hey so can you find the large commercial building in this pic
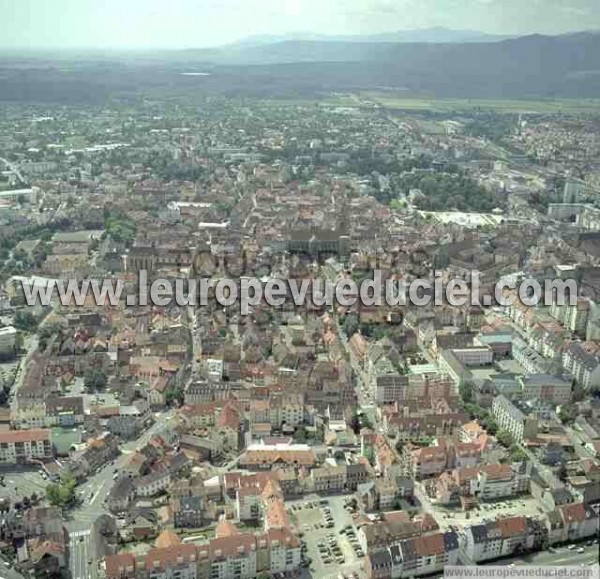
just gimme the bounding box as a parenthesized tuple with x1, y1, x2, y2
(518, 374, 572, 406)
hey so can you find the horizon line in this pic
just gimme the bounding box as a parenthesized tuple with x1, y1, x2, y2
(0, 28, 598, 54)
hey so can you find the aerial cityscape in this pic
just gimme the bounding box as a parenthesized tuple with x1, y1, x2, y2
(0, 2, 600, 579)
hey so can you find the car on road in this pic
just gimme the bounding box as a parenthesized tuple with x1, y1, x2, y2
(577, 547, 585, 554)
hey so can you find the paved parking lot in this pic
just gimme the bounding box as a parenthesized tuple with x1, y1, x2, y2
(0, 465, 49, 504)
(429, 495, 544, 530)
(289, 495, 366, 579)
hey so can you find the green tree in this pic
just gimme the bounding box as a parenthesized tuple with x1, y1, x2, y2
(84, 368, 108, 391)
(13, 311, 38, 332)
(481, 415, 498, 435)
(104, 210, 137, 245)
(294, 425, 309, 443)
(46, 474, 77, 508)
(343, 314, 360, 337)
(166, 385, 183, 406)
(360, 413, 374, 430)
(558, 404, 575, 425)
(12, 248, 29, 264)
(38, 323, 63, 352)
(459, 382, 474, 404)
(509, 444, 527, 462)
(496, 428, 514, 448)
(14, 332, 24, 353)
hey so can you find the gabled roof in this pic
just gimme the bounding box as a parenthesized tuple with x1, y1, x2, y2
(496, 516, 527, 538)
(144, 544, 197, 570)
(105, 553, 136, 578)
(155, 529, 181, 549)
(215, 519, 239, 538)
(558, 502, 587, 524)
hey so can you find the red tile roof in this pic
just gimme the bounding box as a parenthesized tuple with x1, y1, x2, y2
(558, 502, 587, 525)
(215, 520, 239, 538)
(413, 532, 445, 557)
(144, 544, 197, 570)
(0, 429, 50, 443)
(105, 553, 136, 578)
(155, 529, 181, 549)
(209, 532, 256, 560)
(496, 516, 527, 538)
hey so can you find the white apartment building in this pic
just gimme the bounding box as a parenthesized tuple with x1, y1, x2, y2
(144, 545, 198, 579)
(450, 347, 494, 366)
(0, 429, 53, 463)
(519, 374, 572, 406)
(11, 401, 47, 429)
(491, 395, 538, 443)
(563, 342, 600, 391)
(550, 298, 591, 336)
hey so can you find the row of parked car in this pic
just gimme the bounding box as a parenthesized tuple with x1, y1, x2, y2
(340, 525, 364, 558)
(318, 533, 345, 565)
(299, 540, 311, 568)
(321, 503, 335, 528)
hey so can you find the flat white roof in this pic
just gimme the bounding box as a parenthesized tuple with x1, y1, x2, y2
(198, 221, 229, 229)
(247, 442, 310, 451)
(0, 189, 34, 197)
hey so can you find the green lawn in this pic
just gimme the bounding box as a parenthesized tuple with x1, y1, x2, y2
(273, 91, 600, 115)
(321, 92, 600, 114)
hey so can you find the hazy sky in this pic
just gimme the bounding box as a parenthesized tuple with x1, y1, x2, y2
(0, 0, 598, 50)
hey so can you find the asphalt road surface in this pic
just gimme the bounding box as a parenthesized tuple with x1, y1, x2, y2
(69, 529, 95, 579)
(489, 543, 600, 567)
(64, 410, 176, 577)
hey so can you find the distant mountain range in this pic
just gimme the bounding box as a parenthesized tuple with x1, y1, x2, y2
(1, 30, 599, 103)
(164, 31, 600, 98)
(170, 30, 600, 72)
(227, 27, 513, 47)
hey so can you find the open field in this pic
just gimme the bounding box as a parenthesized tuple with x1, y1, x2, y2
(317, 93, 600, 114)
